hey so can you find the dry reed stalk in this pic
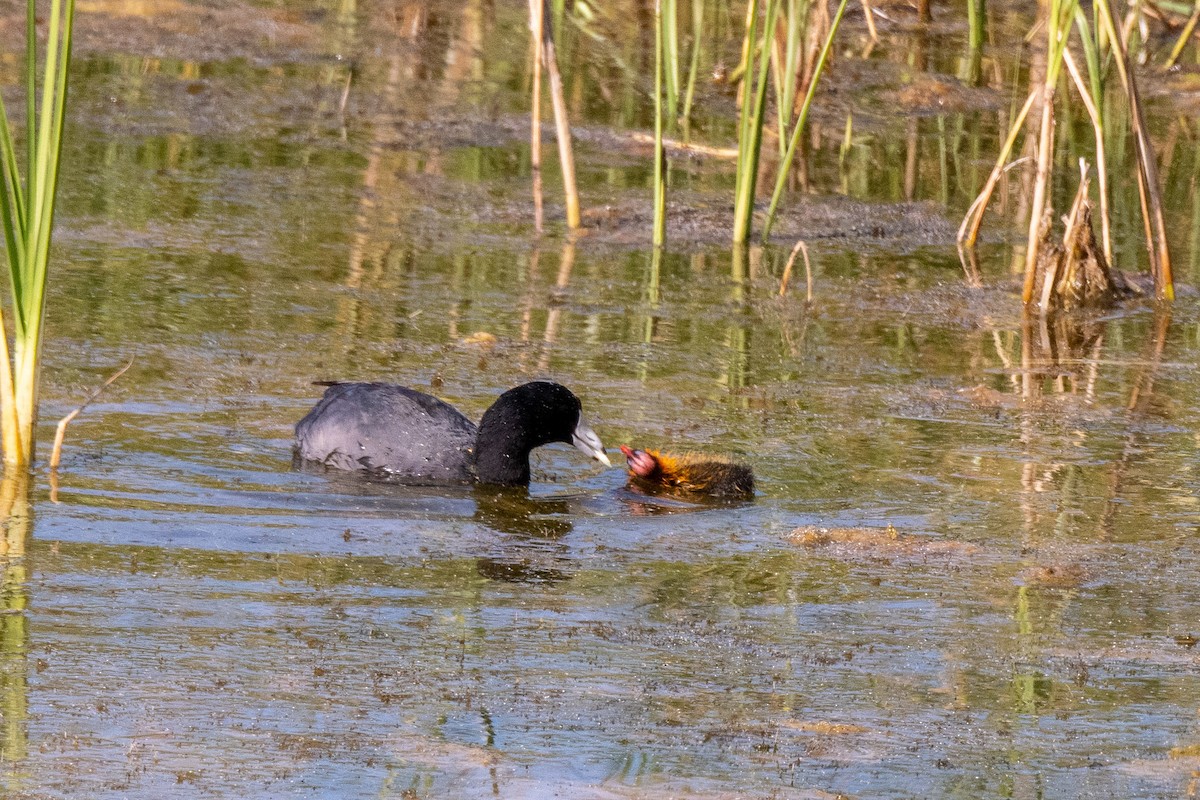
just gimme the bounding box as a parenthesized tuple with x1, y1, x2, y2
(1036, 167, 1090, 311)
(1021, 84, 1057, 304)
(48, 357, 134, 472)
(779, 239, 813, 301)
(535, 0, 580, 229)
(801, 0, 831, 92)
(1061, 48, 1111, 264)
(860, 0, 879, 42)
(529, 0, 545, 233)
(770, 16, 787, 156)
(958, 89, 1039, 250)
(1096, 0, 1173, 299)
(958, 240, 983, 287)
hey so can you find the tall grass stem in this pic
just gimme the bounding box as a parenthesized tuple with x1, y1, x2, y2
(681, 0, 704, 139)
(529, 0, 545, 233)
(762, 0, 850, 241)
(654, 0, 667, 247)
(1095, 0, 1172, 298)
(663, 0, 680, 125)
(537, 0, 581, 229)
(732, 0, 781, 243)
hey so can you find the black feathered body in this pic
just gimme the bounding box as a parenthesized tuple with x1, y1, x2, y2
(295, 383, 478, 482)
(293, 380, 590, 486)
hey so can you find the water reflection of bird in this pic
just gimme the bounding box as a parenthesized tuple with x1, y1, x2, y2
(472, 486, 573, 537)
(619, 445, 755, 499)
(473, 487, 574, 584)
(294, 380, 610, 486)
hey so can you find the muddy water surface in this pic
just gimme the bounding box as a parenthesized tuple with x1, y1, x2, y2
(2, 0, 1200, 798)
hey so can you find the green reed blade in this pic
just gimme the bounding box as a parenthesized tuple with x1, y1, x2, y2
(681, 0, 704, 139)
(663, 0, 680, 125)
(0, 0, 76, 467)
(654, 0, 667, 246)
(762, 0, 850, 241)
(733, 0, 781, 243)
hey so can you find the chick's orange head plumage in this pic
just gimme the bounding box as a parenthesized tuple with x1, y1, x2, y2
(621, 445, 754, 499)
(620, 445, 685, 481)
(620, 445, 661, 478)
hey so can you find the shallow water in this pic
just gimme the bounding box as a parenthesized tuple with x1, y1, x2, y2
(2, 0, 1200, 797)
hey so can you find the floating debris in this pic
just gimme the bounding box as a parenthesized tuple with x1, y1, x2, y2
(788, 525, 980, 559)
(1021, 563, 1089, 588)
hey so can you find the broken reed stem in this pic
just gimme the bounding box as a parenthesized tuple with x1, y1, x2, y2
(779, 238, 813, 302)
(538, 0, 581, 230)
(1064, 158, 1091, 230)
(1061, 48, 1111, 264)
(529, 0, 545, 233)
(958, 90, 1040, 250)
(1038, 163, 1090, 310)
(48, 357, 134, 471)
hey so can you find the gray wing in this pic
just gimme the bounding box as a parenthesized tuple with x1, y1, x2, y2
(294, 383, 477, 482)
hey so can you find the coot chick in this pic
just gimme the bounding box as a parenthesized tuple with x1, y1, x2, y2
(620, 445, 755, 499)
(295, 381, 610, 486)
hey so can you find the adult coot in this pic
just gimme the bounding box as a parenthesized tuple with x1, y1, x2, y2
(619, 445, 754, 499)
(295, 380, 610, 486)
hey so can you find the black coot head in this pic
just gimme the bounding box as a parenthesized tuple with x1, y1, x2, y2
(474, 381, 609, 485)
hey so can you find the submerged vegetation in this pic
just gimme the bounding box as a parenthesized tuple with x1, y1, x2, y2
(0, 0, 76, 470)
